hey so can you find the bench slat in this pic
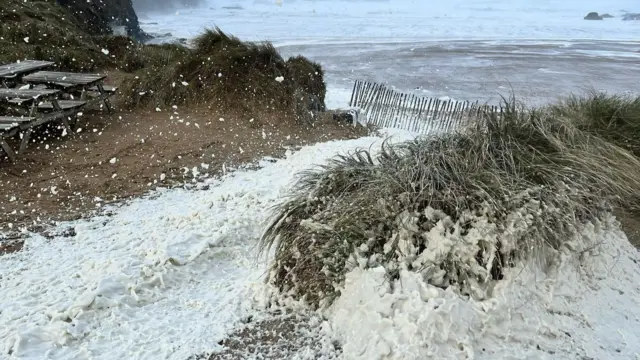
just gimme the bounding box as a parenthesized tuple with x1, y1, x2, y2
(0, 123, 19, 131)
(0, 117, 35, 133)
(44, 82, 76, 90)
(0, 116, 35, 123)
(0, 88, 59, 100)
(6, 98, 32, 105)
(23, 71, 106, 85)
(38, 100, 87, 110)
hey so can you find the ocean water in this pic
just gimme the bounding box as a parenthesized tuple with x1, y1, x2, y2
(138, 0, 640, 107)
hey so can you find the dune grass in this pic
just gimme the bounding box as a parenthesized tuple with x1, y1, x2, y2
(118, 28, 288, 111)
(551, 91, 640, 244)
(259, 95, 640, 308)
(118, 28, 327, 116)
(549, 91, 640, 157)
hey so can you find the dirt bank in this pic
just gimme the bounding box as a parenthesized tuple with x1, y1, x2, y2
(0, 100, 366, 254)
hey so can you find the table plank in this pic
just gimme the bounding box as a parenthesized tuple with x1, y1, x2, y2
(0, 116, 35, 123)
(38, 100, 87, 111)
(0, 123, 19, 132)
(23, 71, 106, 86)
(0, 60, 55, 78)
(0, 88, 59, 100)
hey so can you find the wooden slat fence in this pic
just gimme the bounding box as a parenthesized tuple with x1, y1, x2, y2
(349, 80, 502, 134)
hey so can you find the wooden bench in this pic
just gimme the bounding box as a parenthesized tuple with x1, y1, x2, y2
(22, 71, 113, 113)
(0, 89, 87, 160)
(0, 116, 36, 160)
(0, 116, 34, 131)
(0, 88, 60, 115)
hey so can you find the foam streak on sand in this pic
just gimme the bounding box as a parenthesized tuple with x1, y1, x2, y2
(0, 132, 413, 360)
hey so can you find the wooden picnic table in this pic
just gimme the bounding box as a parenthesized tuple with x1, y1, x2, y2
(22, 71, 113, 112)
(0, 88, 86, 160)
(0, 60, 54, 85)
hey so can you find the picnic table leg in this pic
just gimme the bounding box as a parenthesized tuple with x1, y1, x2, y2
(51, 99, 73, 134)
(18, 128, 33, 153)
(96, 83, 112, 114)
(61, 117, 73, 134)
(29, 103, 37, 117)
(0, 138, 17, 161)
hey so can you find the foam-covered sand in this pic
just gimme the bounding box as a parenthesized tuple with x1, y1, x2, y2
(2, 130, 639, 359)
(0, 131, 414, 359)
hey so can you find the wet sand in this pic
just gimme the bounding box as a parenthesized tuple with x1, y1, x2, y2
(281, 40, 640, 106)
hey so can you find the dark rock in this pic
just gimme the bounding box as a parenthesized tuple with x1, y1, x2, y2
(332, 109, 362, 125)
(622, 13, 640, 21)
(60, 227, 77, 238)
(42, 227, 77, 239)
(132, 0, 205, 14)
(148, 32, 173, 39)
(332, 112, 355, 124)
(294, 89, 322, 125)
(584, 12, 603, 20)
(601, 13, 615, 18)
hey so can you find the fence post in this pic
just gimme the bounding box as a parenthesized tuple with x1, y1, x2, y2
(349, 80, 358, 107)
(368, 84, 385, 127)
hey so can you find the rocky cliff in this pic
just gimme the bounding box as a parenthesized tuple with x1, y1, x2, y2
(55, 0, 149, 41)
(0, 0, 165, 71)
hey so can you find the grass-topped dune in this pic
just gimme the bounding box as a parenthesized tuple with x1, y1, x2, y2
(259, 94, 640, 308)
(119, 28, 326, 117)
(1, 1, 326, 119)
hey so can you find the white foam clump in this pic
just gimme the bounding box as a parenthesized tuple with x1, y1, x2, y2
(325, 217, 640, 360)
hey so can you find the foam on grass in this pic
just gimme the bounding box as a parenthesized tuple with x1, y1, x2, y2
(260, 97, 640, 308)
(324, 216, 640, 359)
